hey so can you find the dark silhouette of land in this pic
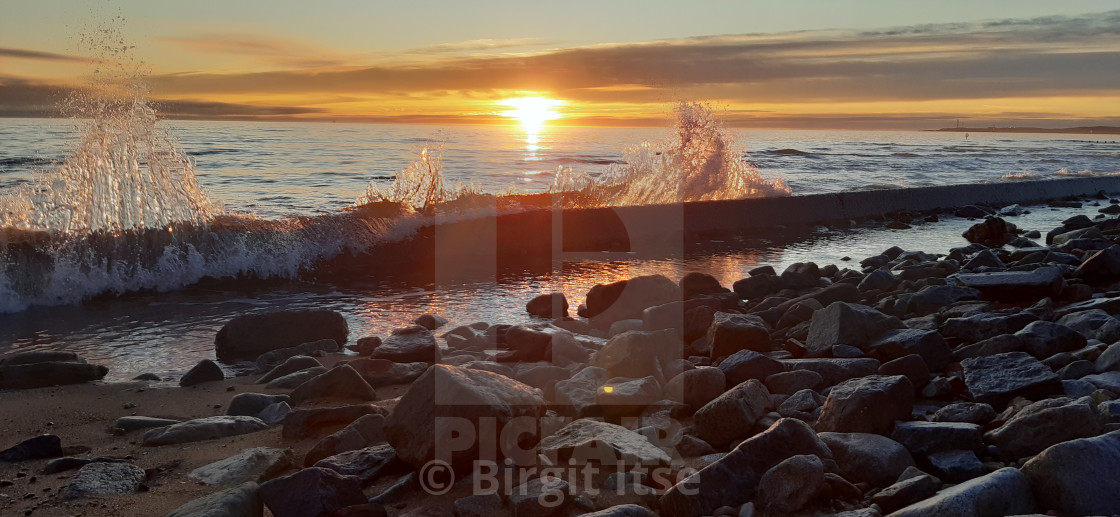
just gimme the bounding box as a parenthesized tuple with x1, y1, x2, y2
(930, 126, 1120, 135)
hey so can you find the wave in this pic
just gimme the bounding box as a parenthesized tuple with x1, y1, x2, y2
(0, 157, 59, 168)
(767, 148, 816, 157)
(187, 148, 242, 157)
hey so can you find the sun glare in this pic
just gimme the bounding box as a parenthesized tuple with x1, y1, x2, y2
(499, 97, 563, 132)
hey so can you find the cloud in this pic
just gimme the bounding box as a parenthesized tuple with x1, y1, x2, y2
(405, 38, 556, 55)
(0, 47, 85, 63)
(157, 33, 355, 68)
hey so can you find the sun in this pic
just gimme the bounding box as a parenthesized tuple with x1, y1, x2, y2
(499, 97, 563, 132)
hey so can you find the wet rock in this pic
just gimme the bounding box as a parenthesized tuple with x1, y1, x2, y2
(414, 313, 448, 330)
(962, 217, 1018, 247)
(58, 462, 146, 500)
(385, 365, 546, 471)
(188, 447, 293, 486)
(693, 379, 771, 448)
(538, 419, 670, 467)
(590, 329, 682, 379)
(259, 467, 367, 517)
(373, 325, 441, 364)
(955, 205, 992, 218)
(708, 313, 771, 358)
(733, 274, 780, 300)
(500, 325, 555, 362)
(961, 249, 1003, 270)
(227, 393, 291, 418)
(805, 302, 904, 356)
(256, 339, 339, 372)
(887, 467, 1035, 517)
(314, 444, 404, 486)
(1019, 430, 1120, 516)
(180, 359, 224, 387)
(819, 432, 914, 487)
(257, 355, 322, 383)
(305, 413, 386, 467)
(0, 350, 79, 365)
(289, 364, 378, 404)
(858, 269, 899, 292)
(1075, 244, 1120, 285)
(890, 421, 983, 455)
(663, 367, 725, 414)
(941, 312, 1037, 343)
(930, 402, 996, 425)
(344, 358, 429, 388)
(266, 366, 327, 389)
(781, 262, 821, 289)
(216, 310, 347, 362)
(1096, 342, 1120, 372)
(984, 397, 1102, 459)
(143, 415, 269, 446)
(132, 372, 161, 381)
(527, 292, 569, 318)
(960, 352, 1062, 407)
(871, 472, 942, 514)
(351, 336, 382, 356)
(815, 375, 914, 435)
(659, 418, 833, 517)
(681, 272, 728, 300)
(164, 481, 262, 517)
(956, 266, 1064, 301)
(927, 449, 986, 483)
(514, 364, 570, 397)
(779, 358, 881, 386)
(282, 405, 388, 440)
(0, 361, 108, 389)
(580, 274, 681, 327)
(0, 435, 62, 462)
(718, 350, 783, 387)
(776, 389, 825, 422)
(905, 285, 982, 315)
(756, 454, 824, 513)
(865, 329, 950, 371)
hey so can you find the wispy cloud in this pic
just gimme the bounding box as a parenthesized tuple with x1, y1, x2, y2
(157, 33, 356, 68)
(405, 38, 555, 55)
(0, 47, 85, 63)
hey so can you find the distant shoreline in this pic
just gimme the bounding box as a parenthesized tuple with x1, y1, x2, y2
(929, 126, 1120, 135)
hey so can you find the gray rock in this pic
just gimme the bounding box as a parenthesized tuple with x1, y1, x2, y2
(906, 285, 982, 316)
(259, 467, 366, 517)
(764, 369, 825, 395)
(956, 266, 1063, 302)
(0, 361, 108, 389)
(256, 355, 321, 383)
(188, 447, 293, 486)
(1019, 430, 1120, 516)
(693, 379, 771, 448)
(553, 366, 610, 417)
(343, 358, 429, 388)
(288, 364, 378, 404)
(180, 359, 224, 387)
(538, 419, 670, 467)
(510, 477, 570, 517)
(870, 472, 942, 514)
(776, 389, 825, 422)
(1097, 342, 1120, 372)
(227, 393, 291, 418)
(930, 402, 996, 425)
(818, 432, 914, 487)
(384, 364, 546, 470)
(305, 413, 386, 467)
(282, 404, 388, 440)
(1057, 309, 1120, 342)
(1013, 321, 1087, 359)
(215, 310, 347, 362)
(984, 397, 1103, 460)
(1057, 359, 1095, 379)
(351, 336, 382, 356)
(373, 325, 441, 363)
(414, 313, 448, 330)
(941, 312, 1037, 343)
(265, 366, 327, 389)
(527, 292, 569, 318)
(113, 416, 181, 433)
(514, 364, 571, 398)
(805, 302, 904, 356)
(142, 416, 269, 446)
(878, 354, 930, 390)
(865, 329, 950, 371)
(255, 339, 338, 372)
(708, 313, 771, 358)
(258, 402, 291, 425)
(597, 376, 662, 415)
(164, 481, 262, 517)
(718, 350, 783, 388)
(815, 375, 914, 435)
(580, 504, 655, 517)
(756, 454, 824, 513)
(960, 352, 1062, 407)
(58, 461, 146, 500)
(313, 443, 403, 485)
(42, 456, 130, 474)
(1082, 371, 1120, 392)
(858, 269, 899, 292)
(0, 350, 79, 365)
(886, 467, 1035, 517)
(890, 421, 983, 455)
(663, 367, 725, 414)
(590, 329, 683, 380)
(1075, 244, 1120, 285)
(454, 493, 505, 517)
(927, 449, 986, 483)
(778, 358, 881, 386)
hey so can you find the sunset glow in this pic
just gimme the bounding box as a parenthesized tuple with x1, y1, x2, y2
(499, 97, 563, 132)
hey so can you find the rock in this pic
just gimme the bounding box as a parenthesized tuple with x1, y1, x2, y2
(188, 447, 293, 486)
(927, 449, 985, 483)
(890, 421, 983, 455)
(1075, 244, 1120, 285)
(871, 473, 942, 514)
(777, 389, 825, 422)
(509, 477, 570, 517)
(514, 364, 570, 397)
(818, 432, 914, 487)
(373, 326, 441, 364)
(266, 366, 327, 389)
(681, 272, 727, 299)
(0, 434, 62, 462)
(956, 266, 1064, 301)
(257, 355, 322, 383)
(500, 325, 554, 362)
(1013, 321, 1087, 358)
(733, 274, 780, 300)
(554, 366, 610, 417)
(527, 292, 569, 318)
(180, 359, 224, 387)
(859, 269, 900, 292)
(258, 402, 292, 426)
(781, 262, 821, 289)
(718, 350, 783, 387)
(227, 393, 291, 418)
(580, 504, 655, 517)
(676, 433, 718, 457)
(1019, 430, 1120, 516)
(282, 405, 387, 440)
(256, 339, 339, 372)
(143, 416, 269, 446)
(779, 358, 881, 386)
(1057, 359, 1095, 379)
(955, 205, 992, 218)
(878, 354, 930, 389)
(865, 329, 950, 371)
(454, 493, 505, 517)
(414, 313, 448, 330)
(215, 310, 348, 362)
(538, 419, 670, 467)
(43, 456, 129, 474)
(0, 350, 79, 365)
(962, 249, 1004, 270)
(756, 454, 824, 513)
(385, 365, 546, 471)
(580, 275, 682, 327)
(590, 329, 682, 380)
(289, 364, 378, 404)
(165, 481, 263, 517)
(133, 372, 161, 381)
(658, 418, 833, 517)
(314, 444, 404, 486)
(930, 402, 996, 425)
(886, 467, 1035, 517)
(906, 285, 982, 315)
(259, 467, 367, 517)
(815, 375, 914, 435)
(0, 361, 108, 389)
(1096, 342, 1120, 372)
(960, 352, 1062, 407)
(351, 336, 382, 356)
(708, 313, 771, 358)
(58, 462, 146, 500)
(596, 376, 662, 416)
(114, 416, 181, 432)
(344, 358, 429, 388)
(1083, 370, 1120, 392)
(663, 367, 726, 414)
(305, 413, 386, 467)
(961, 217, 1018, 247)
(941, 312, 1037, 343)
(693, 379, 771, 448)
(805, 302, 904, 356)
(984, 397, 1102, 459)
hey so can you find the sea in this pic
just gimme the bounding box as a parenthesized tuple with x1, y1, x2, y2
(1, 115, 1119, 380)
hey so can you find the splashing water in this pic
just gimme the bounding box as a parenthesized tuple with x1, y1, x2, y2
(550, 102, 790, 206)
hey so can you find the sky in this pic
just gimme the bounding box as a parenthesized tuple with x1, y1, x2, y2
(2, 1, 1119, 129)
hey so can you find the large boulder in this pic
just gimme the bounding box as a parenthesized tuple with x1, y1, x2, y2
(1075, 244, 1120, 285)
(215, 310, 348, 362)
(526, 292, 569, 318)
(372, 325, 440, 364)
(890, 421, 983, 455)
(818, 432, 914, 487)
(961, 217, 1018, 247)
(305, 413, 386, 467)
(257, 356, 322, 384)
(143, 416, 269, 446)
(662, 367, 725, 413)
(384, 365, 546, 471)
(288, 364, 378, 405)
(179, 359, 224, 387)
(58, 462, 146, 500)
(956, 266, 1064, 302)
(1020, 430, 1120, 516)
(580, 275, 682, 327)
(887, 467, 1035, 517)
(814, 375, 914, 435)
(984, 397, 1103, 460)
(259, 467, 366, 517)
(538, 419, 670, 468)
(658, 418, 833, 517)
(805, 302, 904, 356)
(941, 312, 1037, 343)
(779, 358, 881, 386)
(0, 434, 63, 462)
(164, 481, 262, 517)
(282, 405, 387, 440)
(718, 349, 783, 387)
(313, 444, 404, 486)
(553, 366, 610, 417)
(707, 312, 771, 358)
(590, 329, 682, 380)
(865, 329, 950, 371)
(693, 379, 771, 449)
(960, 352, 1062, 408)
(756, 454, 825, 514)
(0, 361, 108, 389)
(188, 447, 294, 486)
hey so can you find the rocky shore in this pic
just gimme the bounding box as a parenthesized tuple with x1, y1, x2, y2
(4, 197, 1120, 517)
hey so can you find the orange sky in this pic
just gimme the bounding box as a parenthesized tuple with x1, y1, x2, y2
(2, 2, 1120, 129)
